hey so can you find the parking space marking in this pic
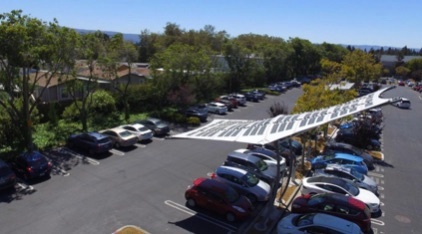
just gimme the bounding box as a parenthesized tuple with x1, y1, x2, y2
(371, 219, 385, 226)
(368, 172, 384, 178)
(60, 148, 100, 165)
(135, 143, 146, 148)
(378, 186, 384, 191)
(52, 166, 70, 176)
(380, 194, 385, 199)
(164, 200, 237, 232)
(16, 182, 36, 192)
(110, 149, 125, 156)
(153, 137, 166, 141)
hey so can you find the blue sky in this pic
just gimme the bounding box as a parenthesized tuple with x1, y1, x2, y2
(2, 0, 421, 48)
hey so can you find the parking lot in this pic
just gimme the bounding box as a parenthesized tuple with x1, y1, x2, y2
(0, 86, 420, 234)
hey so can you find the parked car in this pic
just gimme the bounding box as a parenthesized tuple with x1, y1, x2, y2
(224, 152, 279, 185)
(323, 141, 375, 170)
(277, 213, 363, 234)
(135, 118, 170, 136)
(0, 159, 17, 190)
(243, 91, 260, 102)
(185, 107, 208, 122)
(211, 166, 271, 203)
(184, 177, 253, 222)
(67, 132, 114, 155)
(10, 151, 52, 181)
(233, 149, 287, 172)
(120, 124, 154, 142)
(311, 153, 369, 175)
(279, 138, 303, 156)
(215, 99, 234, 112)
(394, 97, 411, 109)
(313, 164, 378, 196)
(207, 102, 228, 115)
(398, 80, 405, 86)
(251, 89, 266, 100)
(292, 193, 372, 233)
(301, 176, 380, 214)
(336, 128, 381, 151)
(229, 93, 247, 106)
(247, 143, 296, 166)
(100, 127, 138, 148)
(219, 95, 238, 108)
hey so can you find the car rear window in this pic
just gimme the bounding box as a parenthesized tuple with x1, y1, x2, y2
(24, 152, 43, 162)
(98, 138, 110, 144)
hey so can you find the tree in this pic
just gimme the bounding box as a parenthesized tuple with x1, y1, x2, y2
(395, 66, 410, 78)
(287, 38, 322, 77)
(63, 31, 106, 132)
(341, 49, 382, 85)
(319, 42, 349, 63)
(0, 10, 79, 152)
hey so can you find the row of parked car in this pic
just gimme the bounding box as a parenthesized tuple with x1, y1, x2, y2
(276, 108, 386, 234)
(184, 145, 291, 222)
(0, 117, 173, 191)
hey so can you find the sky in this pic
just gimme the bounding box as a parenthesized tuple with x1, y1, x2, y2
(2, 0, 421, 49)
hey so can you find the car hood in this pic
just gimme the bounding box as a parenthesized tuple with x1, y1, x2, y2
(355, 188, 380, 205)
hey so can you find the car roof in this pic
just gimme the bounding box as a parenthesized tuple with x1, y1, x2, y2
(216, 166, 248, 177)
(334, 153, 363, 162)
(227, 152, 260, 163)
(87, 132, 109, 140)
(308, 193, 366, 210)
(306, 176, 350, 186)
(310, 213, 361, 232)
(193, 177, 233, 192)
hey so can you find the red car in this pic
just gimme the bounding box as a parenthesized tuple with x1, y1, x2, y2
(292, 193, 372, 233)
(185, 177, 253, 222)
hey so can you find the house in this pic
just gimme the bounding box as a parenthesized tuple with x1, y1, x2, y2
(30, 60, 151, 103)
(380, 55, 422, 72)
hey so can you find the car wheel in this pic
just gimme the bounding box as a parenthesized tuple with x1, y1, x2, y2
(115, 142, 121, 149)
(226, 212, 236, 222)
(187, 198, 196, 207)
(246, 194, 257, 203)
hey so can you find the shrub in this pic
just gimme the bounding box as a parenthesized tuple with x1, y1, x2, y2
(187, 117, 200, 126)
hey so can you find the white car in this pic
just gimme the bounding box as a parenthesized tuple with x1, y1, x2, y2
(301, 176, 380, 214)
(234, 149, 287, 172)
(211, 166, 271, 203)
(120, 124, 154, 141)
(100, 127, 138, 148)
(207, 102, 228, 115)
(394, 98, 411, 109)
(277, 213, 363, 234)
(230, 93, 247, 106)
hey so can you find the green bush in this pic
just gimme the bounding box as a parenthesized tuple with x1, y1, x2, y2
(187, 117, 200, 126)
(173, 113, 187, 123)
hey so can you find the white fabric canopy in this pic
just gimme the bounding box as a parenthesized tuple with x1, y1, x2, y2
(172, 86, 401, 144)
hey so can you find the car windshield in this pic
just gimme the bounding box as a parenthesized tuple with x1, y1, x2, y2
(342, 181, 360, 196)
(23, 152, 43, 162)
(295, 213, 315, 227)
(138, 127, 149, 132)
(242, 172, 259, 186)
(350, 168, 364, 181)
(307, 194, 325, 206)
(119, 131, 133, 137)
(255, 159, 268, 171)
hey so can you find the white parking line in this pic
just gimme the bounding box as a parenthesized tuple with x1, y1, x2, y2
(60, 148, 100, 165)
(368, 172, 384, 178)
(371, 219, 385, 226)
(16, 182, 35, 192)
(52, 166, 70, 176)
(164, 200, 237, 232)
(110, 149, 125, 156)
(378, 186, 384, 191)
(135, 143, 146, 148)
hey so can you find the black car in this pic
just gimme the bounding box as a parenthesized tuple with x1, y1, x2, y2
(67, 132, 113, 155)
(251, 89, 266, 100)
(0, 159, 17, 190)
(336, 128, 381, 151)
(135, 118, 170, 136)
(185, 107, 208, 122)
(243, 91, 260, 102)
(323, 141, 375, 170)
(10, 151, 52, 181)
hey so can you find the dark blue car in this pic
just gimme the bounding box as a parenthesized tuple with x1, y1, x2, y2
(67, 132, 113, 155)
(11, 151, 52, 181)
(0, 159, 17, 190)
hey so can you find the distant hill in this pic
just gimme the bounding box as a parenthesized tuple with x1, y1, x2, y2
(74, 29, 140, 43)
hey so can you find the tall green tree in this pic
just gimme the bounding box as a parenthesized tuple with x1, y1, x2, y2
(0, 10, 79, 152)
(341, 49, 382, 85)
(287, 38, 322, 77)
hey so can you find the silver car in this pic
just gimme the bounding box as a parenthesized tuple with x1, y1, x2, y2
(100, 127, 138, 148)
(211, 166, 271, 203)
(313, 164, 378, 196)
(234, 149, 287, 172)
(120, 124, 154, 141)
